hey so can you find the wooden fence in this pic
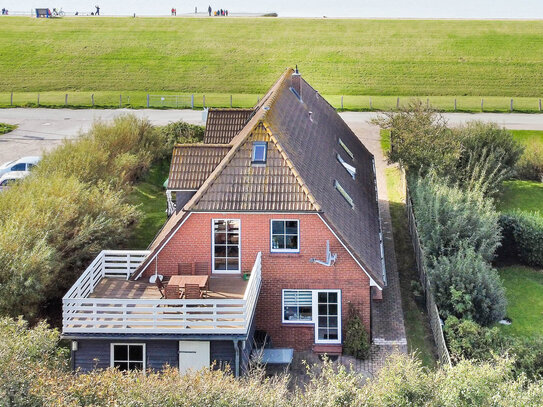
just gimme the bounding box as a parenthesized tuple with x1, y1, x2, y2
(402, 168, 452, 367)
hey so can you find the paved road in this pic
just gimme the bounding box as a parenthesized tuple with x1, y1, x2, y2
(1, 108, 542, 164)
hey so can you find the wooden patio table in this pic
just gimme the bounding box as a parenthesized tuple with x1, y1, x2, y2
(168, 275, 209, 291)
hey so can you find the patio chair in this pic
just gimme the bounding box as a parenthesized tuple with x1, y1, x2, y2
(155, 278, 166, 299)
(165, 284, 181, 299)
(194, 262, 209, 276)
(184, 283, 203, 299)
(178, 263, 193, 275)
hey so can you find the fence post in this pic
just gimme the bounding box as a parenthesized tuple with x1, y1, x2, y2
(10, 92, 13, 106)
(510, 98, 513, 112)
(341, 96, 344, 109)
(426, 98, 429, 108)
(203, 95, 206, 108)
(37, 93, 40, 106)
(191, 94, 194, 109)
(257, 96, 260, 103)
(454, 98, 457, 111)
(230, 95, 233, 108)
(91, 94, 94, 107)
(396, 97, 400, 109)
(147, 93, 150, 108)
(369, 97, 372, 109)
(539, 98, 542, 112)
(119, 94, 122, 108)
(65, 94, 68, 106)
(481, 98, 484, 112)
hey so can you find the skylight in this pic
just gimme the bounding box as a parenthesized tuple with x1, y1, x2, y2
(337, 153, 356, 179)
(338, 138, 354, 159)
(334, 180, 354, 208)
(252, 141, 268, 164)
(290, 87, 302, 101)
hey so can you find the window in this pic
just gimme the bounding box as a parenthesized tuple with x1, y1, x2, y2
(283, 290, 313, 323)
(11, 163, 26, 171)
(317, 292, 339, 342)
(338, 138, 354, 159)
(111, 344, 145, 371)
(251, 142, 268, 164)
(334, 180, 354, 208)
(213, 219, 240, 272)
(290, 87, 302, 101)
(336, 153, 356, 178)
(271, 220, 299, 252)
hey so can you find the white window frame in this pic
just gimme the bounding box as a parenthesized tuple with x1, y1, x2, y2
(338, 138, 354, 159)
(336, 153, 356, 179)
(281, 289, 342, 345)
(211, 218, 241, 274)
(251, 141, 268, 164)
(270, 219, 300, 253)
(334, 180, 354, 208)
(110, 343, 146, 372)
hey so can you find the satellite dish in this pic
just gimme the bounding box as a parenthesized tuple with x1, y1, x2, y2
(310, 240, 337, 267)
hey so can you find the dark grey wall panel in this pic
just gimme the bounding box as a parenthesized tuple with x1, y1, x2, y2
(210, 340, 235, 372)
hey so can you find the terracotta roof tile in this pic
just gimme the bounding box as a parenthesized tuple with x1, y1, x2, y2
(203, 109, 253, 144)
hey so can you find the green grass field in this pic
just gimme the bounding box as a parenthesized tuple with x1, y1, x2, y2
(2, 17, 543, 111)
(499, 266, 543, 337)
(497, 180, 543, 214)
(124, 160, 169, 249)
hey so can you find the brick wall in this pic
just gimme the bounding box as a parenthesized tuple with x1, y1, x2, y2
(141, 212, 371, 351)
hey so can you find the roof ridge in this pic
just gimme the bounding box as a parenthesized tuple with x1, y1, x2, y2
(173, 143, 231, 148)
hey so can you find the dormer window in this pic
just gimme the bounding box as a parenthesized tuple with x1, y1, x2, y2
(336, 153, 356, 179)
(252, 142, 268, 165)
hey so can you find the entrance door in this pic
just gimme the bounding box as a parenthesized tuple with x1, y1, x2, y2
(315, 291, 341, 344)
(178, 341, 210, 373)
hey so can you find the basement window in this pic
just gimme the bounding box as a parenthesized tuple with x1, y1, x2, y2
(111, 343, 145, 372)
(251, 142, 268, 165)
(338, 138, 354, 159)
(336, 153, 356, 179)
(334, 180, 354, 208)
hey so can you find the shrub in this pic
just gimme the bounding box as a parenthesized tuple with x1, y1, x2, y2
(499, 211, 543, 267)
(371, 100, 458, 175)
(410, 171, 501, 262)
(159, 120, 205, 149)
(516, 141, 543, 181)
(429, 247, 506, 325)
(343, 304, 371, 359)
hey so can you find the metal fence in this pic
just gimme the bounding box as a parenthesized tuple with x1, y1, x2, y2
(403, 168, 452, 367)
(148, 94, 193, 108)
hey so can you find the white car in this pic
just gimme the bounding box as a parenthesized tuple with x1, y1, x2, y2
(0, 156, 41, 177)
(0, 171, 29, 191)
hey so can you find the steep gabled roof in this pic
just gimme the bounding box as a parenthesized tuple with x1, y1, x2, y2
(138, 69, 385, 287)
(203, 109, 254, 144)
(168, 144, 230, 190)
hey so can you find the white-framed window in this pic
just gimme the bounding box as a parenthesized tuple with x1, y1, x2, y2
(336, 153, 356, 179)
(212, 219, 240, 273)
(281, 290, 342, 344)
(271, 219, 299, 252)
(251, 141, 268, 164)
(282, 290, 313, 323)
(110, 343, 146, 371)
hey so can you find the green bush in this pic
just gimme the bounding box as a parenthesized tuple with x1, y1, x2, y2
(499, 211, 543, 267)
(159, 120, 205, 149)
(516, 141, 543, 181)
(429, 247, 506, 325)
(343, 304, 371, 360)
(410, 171, 501, 262)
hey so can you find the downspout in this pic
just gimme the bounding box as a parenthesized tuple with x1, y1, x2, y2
(233, 339, 240, 377)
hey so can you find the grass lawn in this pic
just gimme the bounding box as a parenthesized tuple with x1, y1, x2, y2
(510, 130, 543, 147)
(385, 166, 437, 368)
(124, 159, 169, 249)
(0, 123, 16, 134)
(497, 180, 543, 214)
(2, 17, 543, 111)
(498, 265, 543, 338)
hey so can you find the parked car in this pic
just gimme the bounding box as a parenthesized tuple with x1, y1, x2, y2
(0, 156, 41, 177)
(0, 171, 29, 191)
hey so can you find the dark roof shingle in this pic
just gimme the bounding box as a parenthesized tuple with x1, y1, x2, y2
(203, 109, 253, 144)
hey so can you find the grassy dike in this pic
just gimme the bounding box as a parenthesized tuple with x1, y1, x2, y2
(2, 17, 543, 111)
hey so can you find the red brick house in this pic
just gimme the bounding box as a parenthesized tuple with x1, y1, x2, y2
(62, 68, 386, 375)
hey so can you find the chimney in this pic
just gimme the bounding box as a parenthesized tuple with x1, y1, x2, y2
(292, 65, 302, 101)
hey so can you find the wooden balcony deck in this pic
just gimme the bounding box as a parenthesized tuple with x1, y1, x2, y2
(90, 275, 248, 300)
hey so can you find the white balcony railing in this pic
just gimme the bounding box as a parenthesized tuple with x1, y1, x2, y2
(62, 251, 262, 336)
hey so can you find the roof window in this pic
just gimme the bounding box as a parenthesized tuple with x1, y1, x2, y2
(338, 138, 354, 159)
(290, 87, 302, 101)
(334, 180, 354, 208)
(336, 153, 356, 178)
(252, 141, 268, 165)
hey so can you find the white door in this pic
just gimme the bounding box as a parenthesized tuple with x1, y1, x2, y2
(314, 291, 342, 344)
(178, 341, 210, 373)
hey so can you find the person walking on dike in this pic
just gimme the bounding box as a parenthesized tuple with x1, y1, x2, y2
(95, 5, 100, 15)
(208, 5, 211, 16)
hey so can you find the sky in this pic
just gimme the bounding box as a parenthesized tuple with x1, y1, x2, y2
(3, 0, 543, 18)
